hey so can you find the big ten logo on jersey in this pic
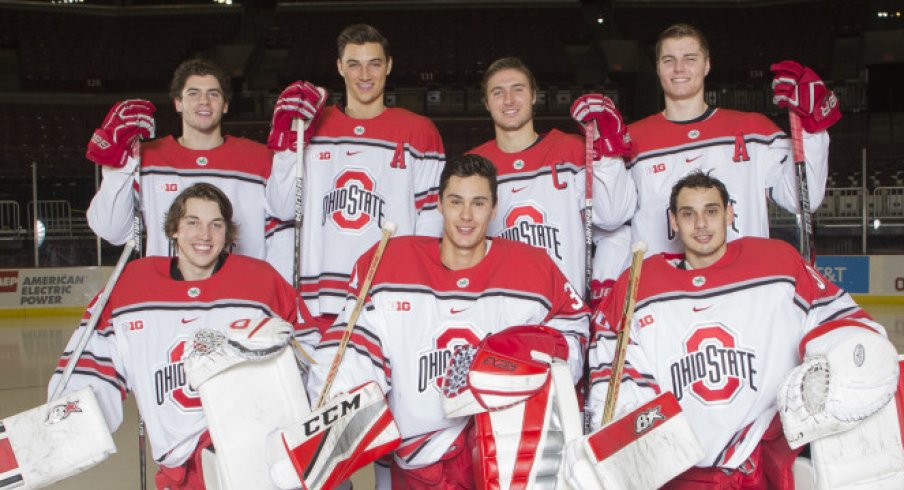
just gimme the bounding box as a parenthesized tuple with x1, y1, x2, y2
(417, 325, 482, 394)
(314, 150, 333, 162)
(384, 299, 412, 312)
(644, 162, 668, 176)
(322, 168, 387, 231)
(156, 182, 179, 193)
(154, 339, 201, 410)
(499, 205, 563, 261)
(669, 324, 757, 404)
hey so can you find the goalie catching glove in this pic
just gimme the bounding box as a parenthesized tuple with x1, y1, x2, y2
(86, 99, 156, 168)
(442, 325, 570, 417)
(183, 316, 293, 389)
(770, 60, 841, 133)
(778, 325, 899, 449)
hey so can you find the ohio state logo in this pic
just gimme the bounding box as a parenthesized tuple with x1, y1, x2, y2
(322, 169, 386, 231)
(417, 325, 482, 394)
(498, 205, 563, 260)
(154, 339, 201, 410)
(669, 324, 758, 404)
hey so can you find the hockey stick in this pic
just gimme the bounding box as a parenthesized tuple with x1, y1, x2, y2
(315, 221, 397, 409)
(583, 120, 596, 303)
(602, 241, 647, 425)
(133, 143, 147, 490)
(789, 112, 814, 263)
(293, 118, 304, 289)
(50, 240, 136, 400)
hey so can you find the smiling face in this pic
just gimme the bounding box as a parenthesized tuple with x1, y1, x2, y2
(438, 174, 497, 270)
(669, 186, 733, 269)
(656, 36, 710, 105)
(172, 197, 227, 281)
(484, 67, 536, 134)
(174, 74, 228, 136)
(337, 41, 391, 116)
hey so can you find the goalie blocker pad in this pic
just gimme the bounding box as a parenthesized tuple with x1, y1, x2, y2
(801, 357, 904, 489)
(273, 382, 401, 490)
(1, 387, 116, 489)
(183, 324, 310, 490)
(563, 392, 704, 490)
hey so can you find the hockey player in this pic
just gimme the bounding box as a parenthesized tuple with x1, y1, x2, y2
(307, 154, 589, 488)
(268, 24, 445, 333)
(86, 58, 323, 276)
(468, 57, 635, 294)
(50, 183, 318, 489)
(572, 23, 840, 257)
(570, 172, 899, 488)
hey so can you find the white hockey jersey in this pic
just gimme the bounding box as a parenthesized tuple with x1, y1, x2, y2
(280, 106, 445, 317)
(627, 108, 829, 256)
(87, 136, 293, 263)
(308, 236, 590, 469)
(587, 237, 885, 470)
(47, 254, 317, 468)
(469, 129, 636, 292)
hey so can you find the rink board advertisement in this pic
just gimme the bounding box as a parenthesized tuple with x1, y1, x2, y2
(0, 267, 111, 316)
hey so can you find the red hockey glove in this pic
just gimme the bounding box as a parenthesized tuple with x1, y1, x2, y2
(86, 99, 156, 168)
(571, 94, 634, 159)
(267, 81, 327, 151)
(771, 60, 841, 133)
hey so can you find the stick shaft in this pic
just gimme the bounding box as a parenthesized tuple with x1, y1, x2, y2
(293, 119, 305, 289)
(583, 121, 596, 302)
(789, 112, 814, 263)
(315, 225, 394, 408)
(50, 240, 136, 400)
(602, 246, 645, 425)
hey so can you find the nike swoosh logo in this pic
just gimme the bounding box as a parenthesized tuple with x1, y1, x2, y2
(181, 317, 199, 324)
(449, 307, 468, 314)
(346, 150, 363, 156)
(692, 305, 712, 312)
(511, 186, 528, 193)
(685, 155, 703, 164)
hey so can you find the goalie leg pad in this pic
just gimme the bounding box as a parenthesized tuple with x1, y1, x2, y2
(471, 362, 581, 489)
(1, 387, 116, 489)
(806, 358, 904, 489)
(276, 382, 401, 490)
(184, 343, 310, 490)
(564, 392, 704, 490)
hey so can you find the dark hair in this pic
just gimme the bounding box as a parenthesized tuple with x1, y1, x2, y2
(164, 182, 238, 246)
(337, 24, 390, 59)
(169, 58, 232, 102)
(655, 23, 710, 60)
(669, 170, 730, 213)
(481, 57, 537, 100)
(440, 154, 498, 205)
